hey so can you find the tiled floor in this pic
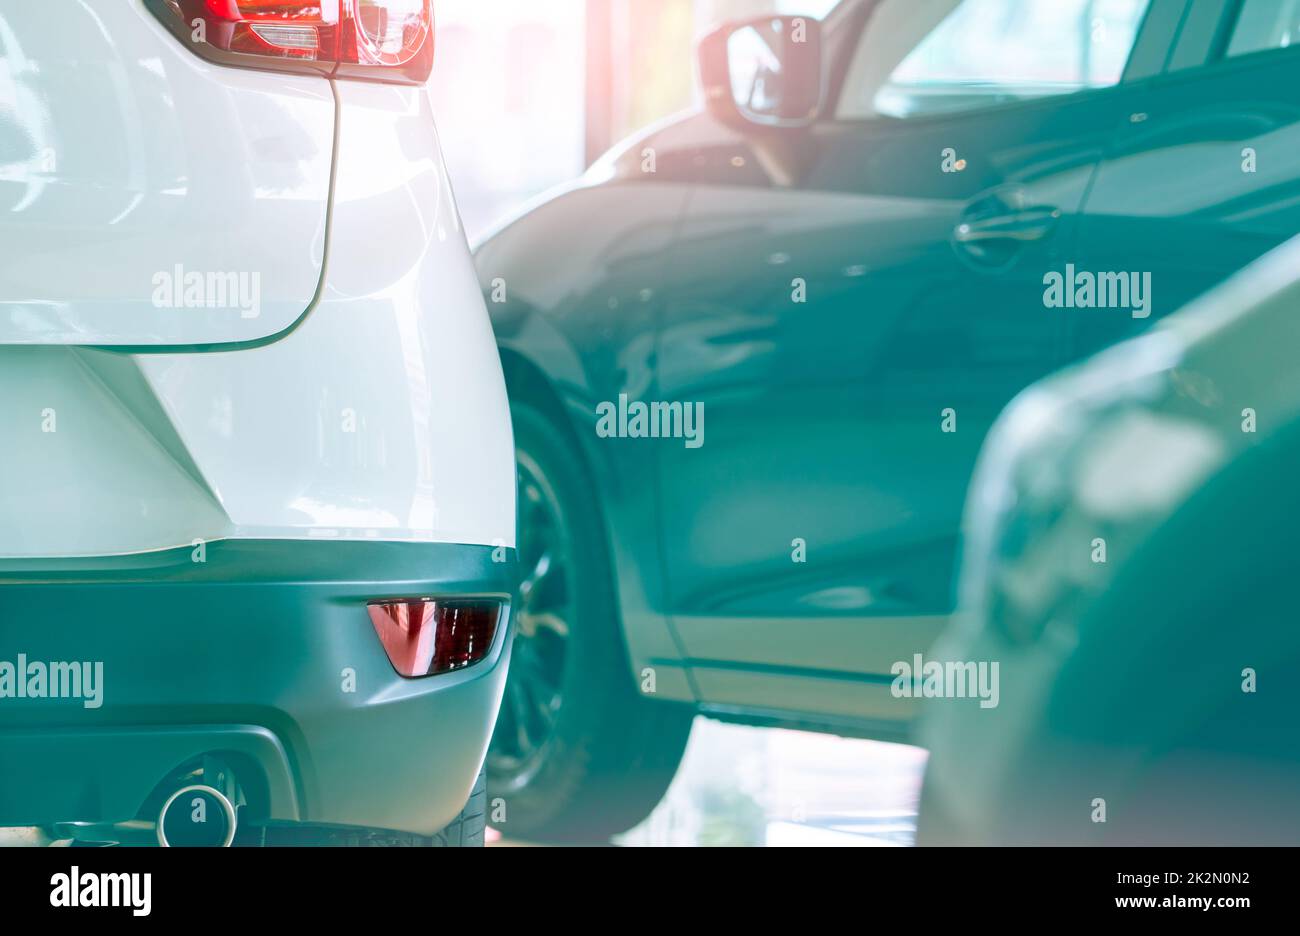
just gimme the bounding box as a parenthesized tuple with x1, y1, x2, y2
(0, 827, 48, 847)
(614, 718, 927, 847)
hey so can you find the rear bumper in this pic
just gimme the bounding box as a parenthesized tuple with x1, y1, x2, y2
(0, 540, 515, 836)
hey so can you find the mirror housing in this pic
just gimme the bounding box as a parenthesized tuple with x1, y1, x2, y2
(698, 15, 824, 130)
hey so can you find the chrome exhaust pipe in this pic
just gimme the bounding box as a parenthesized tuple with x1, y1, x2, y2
(156, 784, 237, 847)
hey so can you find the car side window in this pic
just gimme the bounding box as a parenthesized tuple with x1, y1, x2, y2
(836, 0, 1150, 120)
(1226, 0, 1300, 58)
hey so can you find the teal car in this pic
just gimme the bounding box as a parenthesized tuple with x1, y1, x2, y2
(476, 0, 1300, 840)
(920, 232, 1300, 845)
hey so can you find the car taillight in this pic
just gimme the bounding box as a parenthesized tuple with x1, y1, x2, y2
(368, 599, 503, 678)
(149, 0, 434, 84)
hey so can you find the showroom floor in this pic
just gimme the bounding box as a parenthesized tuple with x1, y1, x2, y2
(0, 721, 926, 848)
(496, 719, 927, 847)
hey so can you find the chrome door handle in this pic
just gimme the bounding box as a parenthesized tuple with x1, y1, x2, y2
(954, 207, 1062, 244)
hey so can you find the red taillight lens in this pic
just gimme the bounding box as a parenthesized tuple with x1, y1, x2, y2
(346, 0, 432, 68)
(152, 0, 434, 83)
(368, 599, 503, 678)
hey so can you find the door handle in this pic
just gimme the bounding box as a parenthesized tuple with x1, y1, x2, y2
(954, 206, 1062, 244)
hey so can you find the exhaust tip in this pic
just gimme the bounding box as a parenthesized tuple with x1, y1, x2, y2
(157, 785, 237, 848)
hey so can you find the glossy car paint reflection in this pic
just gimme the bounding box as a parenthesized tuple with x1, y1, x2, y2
(0, 0, 515, 843)
(133, 80, 516, 553)
(478, 0, 1300, 739)
(0, 58, 514, 558)
(482, 178, 693, 696)
(0, 1, 331, 346)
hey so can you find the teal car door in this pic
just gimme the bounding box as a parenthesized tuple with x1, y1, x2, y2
(1073, 0, 1300, 358)
(654, 0, 1158, 728)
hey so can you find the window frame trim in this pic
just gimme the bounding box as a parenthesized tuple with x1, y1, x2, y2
(1134, 0, 1300, 91)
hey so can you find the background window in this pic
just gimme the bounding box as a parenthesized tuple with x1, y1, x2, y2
(837, 0, 1150, 120)
(434, 0, 845, 245)
(1227, 0, 1300, 58)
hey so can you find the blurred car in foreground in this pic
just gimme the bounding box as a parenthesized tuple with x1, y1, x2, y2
(920, 234, 1300, 845)
(475, 0, 1300, 840)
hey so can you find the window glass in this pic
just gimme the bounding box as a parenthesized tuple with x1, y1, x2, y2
(1227, 0, 1300, 58)
(837, 0, 1150, 120)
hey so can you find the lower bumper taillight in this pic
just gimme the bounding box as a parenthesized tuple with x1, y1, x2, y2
(368, 599, 503, 678)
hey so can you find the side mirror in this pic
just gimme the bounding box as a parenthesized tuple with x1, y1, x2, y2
(698, 15, 824, 130)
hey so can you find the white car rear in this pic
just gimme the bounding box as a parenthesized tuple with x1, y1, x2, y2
(0, 0, 515, 847)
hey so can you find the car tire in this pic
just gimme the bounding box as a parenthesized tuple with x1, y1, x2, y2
(488, 402, 694, 843)
(428, 766, 488, 847)
(252, 767, 488, 846)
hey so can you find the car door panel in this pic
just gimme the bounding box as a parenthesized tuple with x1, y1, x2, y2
(656, 91, 1132, 722)
(1076, 45, 1300, 357)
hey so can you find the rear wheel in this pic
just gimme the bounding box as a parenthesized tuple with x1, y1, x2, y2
(488, 402, 693, 843)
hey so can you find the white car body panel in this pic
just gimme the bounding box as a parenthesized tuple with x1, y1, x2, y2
(0, 8, 515, 558)
(0, 1, 331, 345)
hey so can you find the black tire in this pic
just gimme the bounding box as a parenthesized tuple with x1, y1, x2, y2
(429, 766, 487, 847)
(488, 402, 694, 843)
(254, 768, 487, 847)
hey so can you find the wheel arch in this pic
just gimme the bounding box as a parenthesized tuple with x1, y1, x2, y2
(497, 346, 696, 703)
